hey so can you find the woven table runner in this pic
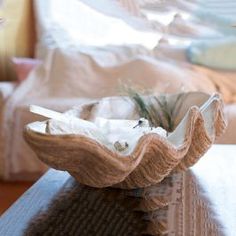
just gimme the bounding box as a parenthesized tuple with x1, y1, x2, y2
(23, 174, 182, 236)
(23, 172, 221, 236)
(24, 178, 147, 236)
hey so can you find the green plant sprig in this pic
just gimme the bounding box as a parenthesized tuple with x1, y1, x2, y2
(123, 87, 184, 132)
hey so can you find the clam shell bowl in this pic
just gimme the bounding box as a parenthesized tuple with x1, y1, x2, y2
(24, 92, 226, 189)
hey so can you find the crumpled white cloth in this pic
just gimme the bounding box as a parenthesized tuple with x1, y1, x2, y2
(46, 114, 167, 155)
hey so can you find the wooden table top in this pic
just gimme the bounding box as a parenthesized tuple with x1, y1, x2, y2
(0, 144, 235, 236)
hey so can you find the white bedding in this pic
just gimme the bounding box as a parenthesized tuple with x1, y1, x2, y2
(1, 0, 236, 180)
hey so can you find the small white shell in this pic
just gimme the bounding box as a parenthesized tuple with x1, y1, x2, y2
(114, 140, 129, 152)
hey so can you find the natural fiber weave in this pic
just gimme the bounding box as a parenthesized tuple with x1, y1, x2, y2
(24, 173, 183, 236)
(24, 178, 147, 236)
(24, 92, 227, 189)
(23, 172, 223, 236)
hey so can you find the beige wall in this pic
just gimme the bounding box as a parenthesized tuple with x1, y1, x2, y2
(0, 0, 36, 81)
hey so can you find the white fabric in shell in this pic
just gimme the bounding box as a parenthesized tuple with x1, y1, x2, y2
(46, 116, 167, 155)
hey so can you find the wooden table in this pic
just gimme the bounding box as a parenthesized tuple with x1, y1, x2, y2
(0, 170, 71, 235)
(0, 145, 236, 236)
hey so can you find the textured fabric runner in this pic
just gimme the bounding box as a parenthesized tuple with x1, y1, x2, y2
(24, 178, 146, 236)
(23, 171, 226, 236)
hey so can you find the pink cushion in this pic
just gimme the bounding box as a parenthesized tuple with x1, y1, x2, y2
(11, 57, 41, 82)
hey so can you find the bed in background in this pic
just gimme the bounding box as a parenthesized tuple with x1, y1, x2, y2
(0, 0, 236, 180)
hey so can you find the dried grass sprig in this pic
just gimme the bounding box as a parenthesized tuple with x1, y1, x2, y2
(123, 87, 185, 132)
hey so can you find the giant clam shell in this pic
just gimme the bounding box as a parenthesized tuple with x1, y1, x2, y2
(24, 92, 226, 189)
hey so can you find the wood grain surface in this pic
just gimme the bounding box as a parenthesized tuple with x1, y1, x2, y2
(0, 169, 71, 236)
